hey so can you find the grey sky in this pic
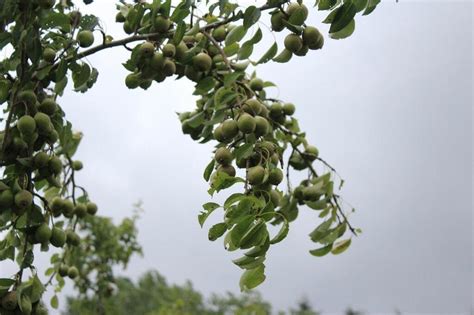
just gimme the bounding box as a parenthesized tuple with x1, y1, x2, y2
(2, 0, 472, 313)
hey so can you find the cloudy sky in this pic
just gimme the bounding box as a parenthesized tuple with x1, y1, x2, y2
(2, 0, 472, 313)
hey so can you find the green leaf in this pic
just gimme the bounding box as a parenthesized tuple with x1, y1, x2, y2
(270, 218, 289, 244)
(50, 295, 58, 309)
(233, 143, 254, 160)
(233, 255, 265, 270)
(243, 6, 261, 29)
(224, 193, 245, 209)
(223, 71, 244, 86)
(318, 0, 338, 10)
(309, 243, 333, 257)
(273, 49, 293, 63)
(248, 28, 262, 44)
(329, 2, 357, 33)
(353, 0, 368, 11)
(203, 159, 215, 182)
(238, 41, 254, 60)
(363, 0, 381, 15)
(208, 172, 245, 195)
(173, 21, 186, 44)
(223, 42, 240, 56)
(309, 219, 333, 242)
(208, 222, 228, 241)
(331, 238, 351, 255)
(257, 42, 278, 64)
(187, 111, 206, 128)
(198, 202, 220, 227)
(239, 264, 266, 291)
(225, 25, 247, 46)
(80, 14, 99, 30)
(230, 216, 254, 246)
(71, 63, 91, 89)
(330, 19, 355, 39)
(194, 77, 216, 95)
(239, 220, 267, 249)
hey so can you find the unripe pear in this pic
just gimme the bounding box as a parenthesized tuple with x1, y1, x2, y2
(193, 53, 212, 72)
(48, 156, 62, 175)
(248, 165, 265, 185)
(67, 266, 79, 279)
(215, 147, 233, 165)
(34, 112, 52, 133)
(58, 264, 69, 277)
(217, 164, 236, 177)
(72, 160, 83, 171)
(39, 0, 55, 9)
(50, 197, 64, 215)
(237, 113, 256, 134)
(221, 119, 239, 140)
(284, 34, 303, 53)
(162, 59, 176, 76)
(42, 47, 56, 63)
(18, 90, 37, 106)
(155, 16, 170, 33)
(184, 65, 202, 82)
(249, 78, 264, 91)
(150, 53, 165, 70)
(76, 30, 94, 48)
(35, 223, 52, 244)
(125, 73, 141, 89)
(308, 34, 324, 50)
(38, 98, 57, 115)
(270, 189, 281, 206)
(268, 168, 283, 185)
(242, 99, 262, 115)
(271, 11, 286, 32)
(74, 203, 87, 218)
(294, 185, 304, 200)
(0, 189, 13, 208)
(269, 103, 284, 118)
(213, 125, 226, 142)
(254, 116, 270, 137)
(115, 12, 125, 23)
(138, 41, 155, 58)
(212, 26, 227, 42)
(50, 227, 66, 247)
(294, 44, 309, 56)
(1, 291, 17, 310)
(62, 200, 74, 217)
(303, 185, 321, 201)
(286, 3, 308, 25)
(14, 190, 32, 209)
(162, 43, 176, 57)
(66, 230, 80, 246)
(123, 21, 133, 34)
(303, 26, 322, 46)
(289, 152, 306, 170)
(304, 145, 319, 161)
(283, 103, 295, 115)
(86, 202, 98, 215)
(33, 151, 49, 169)
(17, 115, 36, 136)
(174, 42, 188, 61)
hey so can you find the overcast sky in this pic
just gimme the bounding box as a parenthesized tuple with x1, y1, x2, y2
(1, 0, 472, 314)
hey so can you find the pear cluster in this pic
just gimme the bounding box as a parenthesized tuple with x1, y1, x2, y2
(270, 1, 324, 57)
